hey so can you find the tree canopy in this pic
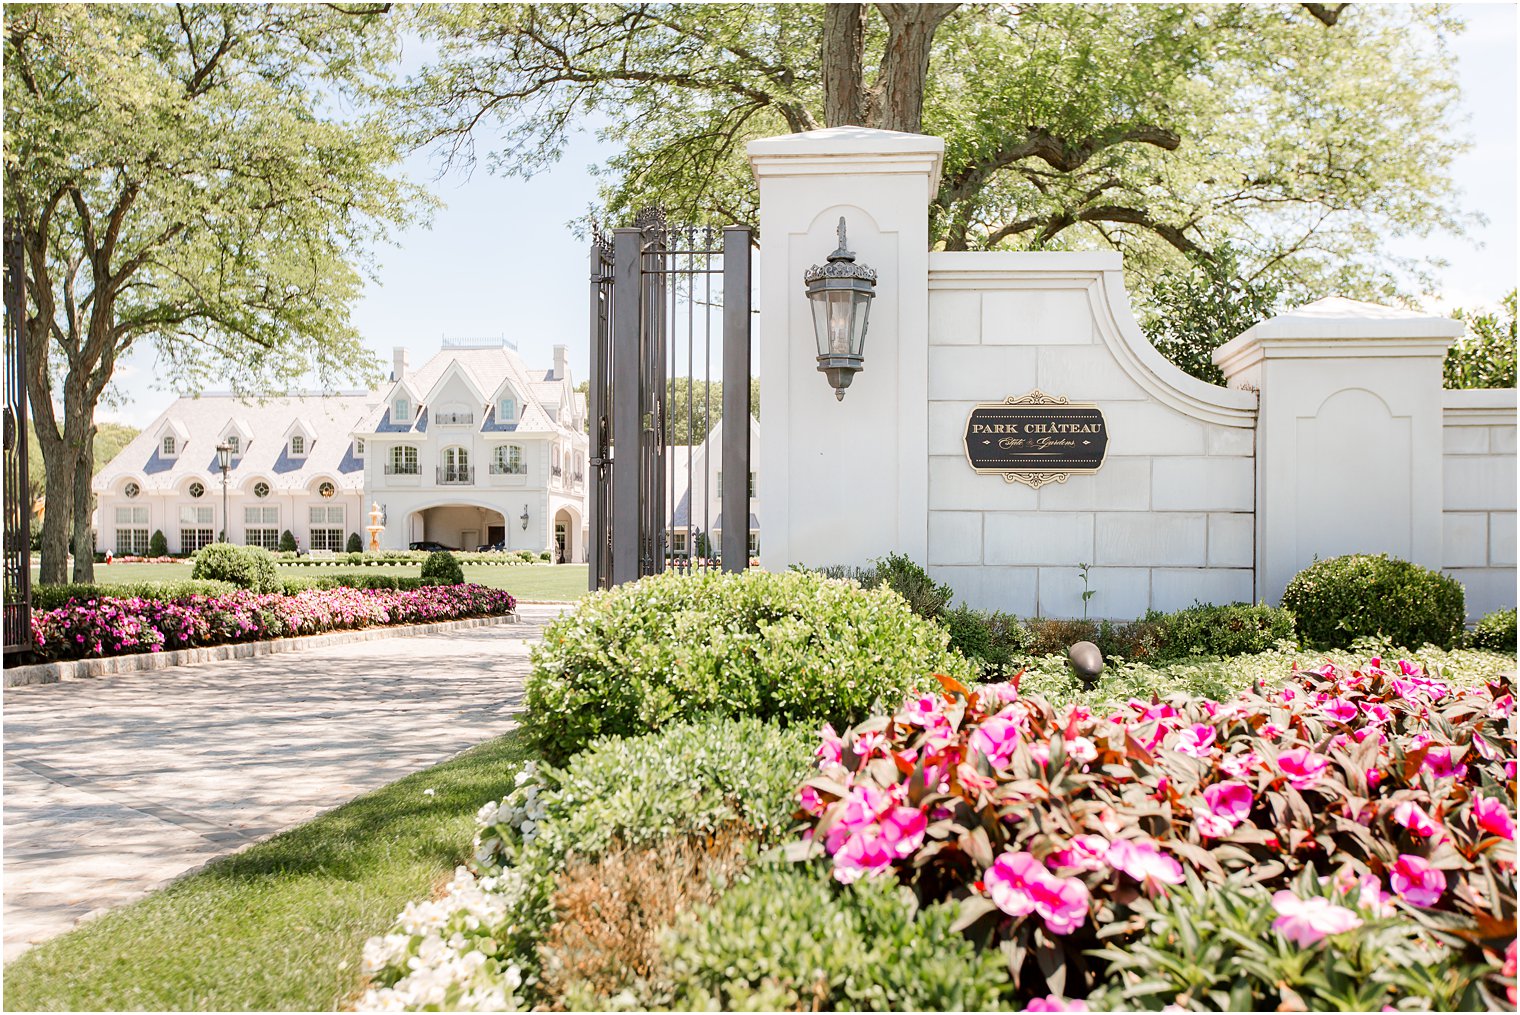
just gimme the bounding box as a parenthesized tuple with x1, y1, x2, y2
(5, 3, 425, 581)
(403, 3, 1468, 300)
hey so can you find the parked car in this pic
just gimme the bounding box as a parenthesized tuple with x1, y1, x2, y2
(475, 542, 506, 553)
(409, 540, 457, 552)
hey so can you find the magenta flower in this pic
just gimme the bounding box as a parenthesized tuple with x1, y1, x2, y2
(1421, 747, 1467, 781)
(831, 828, 895, 884)
(1390, 854, 1445, 907)
(1065, 735, 1098, 764)
(1362, 702, 1394, 726)
(1277, 747, 1328, 790)
(1321, 697, 1358, 723)
(1173, 724, 1218, 757)
(1391, 801, 1440, 838)
(1195, 781, 1254, 839)
(816, 724, 843, 765)
(1025, 997, 1088, 1013)
(1106, 838, 1184, 894)
(1219, 751, 1259, 779)
(984, 851, 1090, 935)
(877, 805, 928, 858)
(798, 785, 826, 816)
(1271, 891, 1364, 946)
(969, 714, 1021, 769)
(903, 695, 943, 727)
(1050, 834, 1110, 873)
(1475, 796, 1516, 840)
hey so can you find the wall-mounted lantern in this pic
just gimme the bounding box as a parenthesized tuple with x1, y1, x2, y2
(804, 216, 877, 401)
(520, 504, 530, 530)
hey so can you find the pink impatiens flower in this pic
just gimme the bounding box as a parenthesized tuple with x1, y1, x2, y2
(969, 714, 1021, 769)
(1066, 736, 1098, 764)
(1050, 834, 1110, 873)
(1391, 800, 1440, 838)
(816, 724, 843, 766)
(1277, 747, 1329, 790)
(832, 829, 895, 884)
(1421, 747, 1467, 781)
(1106, 838, 1185, 895)
(984, 851, 1091, 935)
(798, 785, 827, 816)
(1196, 781, 1254, 839)
(1024, 997, 1088, 1013)
(1474, 796, 1516, 840)
(1219, 751, 1259, 779)
(903, 694, 944, 727)
(1390, 854, 1445, 907)
(1271, 891, 1364, 946)
(1321, 697, 1359, 723)
(1174, 724, 1218, 757)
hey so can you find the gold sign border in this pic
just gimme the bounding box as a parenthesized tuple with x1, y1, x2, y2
(963, 389, 1109, 490)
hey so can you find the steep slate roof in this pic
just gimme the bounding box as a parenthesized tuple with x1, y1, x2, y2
(355, 347, 580, 439)
(94, 393, 373, 494)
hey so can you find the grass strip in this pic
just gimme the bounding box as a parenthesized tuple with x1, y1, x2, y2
(3, 731, 532, 1012)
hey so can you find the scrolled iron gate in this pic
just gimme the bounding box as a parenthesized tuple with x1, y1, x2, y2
(588, 214, 752, 590)
(4, 220, 31, 653)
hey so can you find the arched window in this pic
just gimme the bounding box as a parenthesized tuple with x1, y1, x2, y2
(388, 445, 418, 475)
(253, 481, 270, 498)
(318, 481, 335, 499)
(189, 481, 205, 498)
(441, 446, 470, 484)
(492, 444, 524, 475)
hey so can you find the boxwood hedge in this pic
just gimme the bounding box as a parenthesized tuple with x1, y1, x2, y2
(1281, 553, 1465, 650)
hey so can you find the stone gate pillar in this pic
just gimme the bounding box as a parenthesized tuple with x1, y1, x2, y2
(747, 127, 944, 570)
(1214, 297, 1463, 604)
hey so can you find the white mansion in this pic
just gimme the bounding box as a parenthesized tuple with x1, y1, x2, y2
(93, 342, 590, 561)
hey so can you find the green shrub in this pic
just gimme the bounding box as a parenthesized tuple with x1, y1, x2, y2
(278, 576, 334, 595)
(539, 550, 552, 562)
(1088, 871, 1492, 1012)
(33, 579, 237, 611)
(525, 569, 972, 762)
(147, 530, 168, 556)
(801, 554, 953, 621)
(345, 532, 363, 553)
(943, 605, 1029, 677)
(1148, 602, 1296, 659)
(278, 529, 297, 552)
(1281, 554, 1465, 650)
(190, 542, 281, 593)
(653, 864, 1015, 1011)
(1468, 607, 1517, 652)
(420, 549, 464, 586)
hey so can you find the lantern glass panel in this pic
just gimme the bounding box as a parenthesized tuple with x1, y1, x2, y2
(811, 290, 859, 357)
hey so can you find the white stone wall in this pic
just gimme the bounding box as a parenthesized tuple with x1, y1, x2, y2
(925, 254, 1257, 619)
(1441, 388, 1517, 618)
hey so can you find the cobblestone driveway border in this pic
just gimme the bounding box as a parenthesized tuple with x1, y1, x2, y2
(3, 612, 520, 689)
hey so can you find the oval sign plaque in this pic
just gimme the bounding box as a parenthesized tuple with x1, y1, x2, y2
(963, 389, 1109, 489)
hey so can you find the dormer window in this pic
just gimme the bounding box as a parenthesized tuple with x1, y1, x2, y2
(395, 398, 410, 422)
(290, 434, 306, 456)
(225, 434, 240, 456)
(162, 435, 177, 456)
(499, 397, 516, 422)
(355, 438, 365, 457)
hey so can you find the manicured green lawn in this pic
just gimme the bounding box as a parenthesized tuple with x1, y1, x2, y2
(32, 561, 592, 601)
(2, 732, 533, 1012)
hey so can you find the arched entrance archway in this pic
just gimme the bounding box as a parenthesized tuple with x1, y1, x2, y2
(552, 506, 582, 563)
(411, 504, 507, 550)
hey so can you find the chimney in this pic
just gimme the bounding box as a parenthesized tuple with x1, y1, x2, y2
(552, 344, 569, 381)
(391, 347, 408, 382)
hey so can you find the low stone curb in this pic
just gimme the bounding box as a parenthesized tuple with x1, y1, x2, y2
(2, 612, 521, 689)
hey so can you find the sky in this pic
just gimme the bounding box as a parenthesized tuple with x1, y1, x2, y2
(101, 2, 1519, 428)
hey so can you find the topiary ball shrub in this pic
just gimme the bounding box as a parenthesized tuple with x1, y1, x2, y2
(420, 549, 464, 586)
(190, 542, 280, 593)
(525, 569, 974, 762)
(1150, 602, 1296, 659)
(147, 529, 168, 557)
(1468, 607, 1517, 652)
(1281, 553, 1465, 650)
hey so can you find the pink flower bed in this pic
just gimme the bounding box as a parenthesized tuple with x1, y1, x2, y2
(792, 658, 1516, 1001)
(31, 584, 517, 661)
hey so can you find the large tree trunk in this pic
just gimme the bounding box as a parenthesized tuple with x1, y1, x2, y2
(31, 416, 74, 585)
(870, 4, 957, 133)
(70, 418, 95, 582)
(823, 4, 868, 126)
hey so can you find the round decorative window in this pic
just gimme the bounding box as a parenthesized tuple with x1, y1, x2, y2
(253, 481, 270, 499)
(319, 481, 335, 499)
(124, 481, 140, 499)
(189, 481, 205, 498)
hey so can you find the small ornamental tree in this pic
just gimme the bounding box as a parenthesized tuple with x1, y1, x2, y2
(278, 529, 297, 553)
(346, 532, 363, 553)
(420, 549, 464, 586)
(148, 530, 168, 557)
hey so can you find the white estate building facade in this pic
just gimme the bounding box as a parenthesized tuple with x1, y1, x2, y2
(93, 342, 589, 561)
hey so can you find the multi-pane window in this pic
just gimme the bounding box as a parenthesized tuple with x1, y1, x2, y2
(716, 471, 757, 498)
(162, 435, 176, 456)
(309, 505, 344, 552)
(115, 506, 149, 555)
(389, 445, 418, 475)
(226, 434, 239, 456)
(395, 398, 410, 422)
(499, 397, 516, 422)
(748, 532, 759, 555)
(253, 481, 270, 498)
(290, 434, 305, 456)
(441, 446, 470, 483)
(672, 531, 688, 554)
(245, 506, 279, 550)
(180, 528, 215, 553)
(189, 481, 205, 498)
(355, 438, 365, 456)
(180, 505, 214, 526)
(492, 444, 525, 475)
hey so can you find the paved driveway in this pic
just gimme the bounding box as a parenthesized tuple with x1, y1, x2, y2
(2, 606, 564, 962)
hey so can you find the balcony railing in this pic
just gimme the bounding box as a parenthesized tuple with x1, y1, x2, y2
(571, 471, 585, 484)
(433, 411, 475, 425)
(384, 463, 420, 475)
(551, 464, 563, 478)
(437, 465, 474, 485)
(489, 462, 527, 475)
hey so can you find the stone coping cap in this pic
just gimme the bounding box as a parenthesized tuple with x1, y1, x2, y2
(1233, 296, 1465, 342)
(747, 126, 946, 157)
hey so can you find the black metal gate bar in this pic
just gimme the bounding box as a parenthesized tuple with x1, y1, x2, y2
(4, 218, 32, 652)
(590, 218, 751, 588)
(720, 226, 751, 572)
